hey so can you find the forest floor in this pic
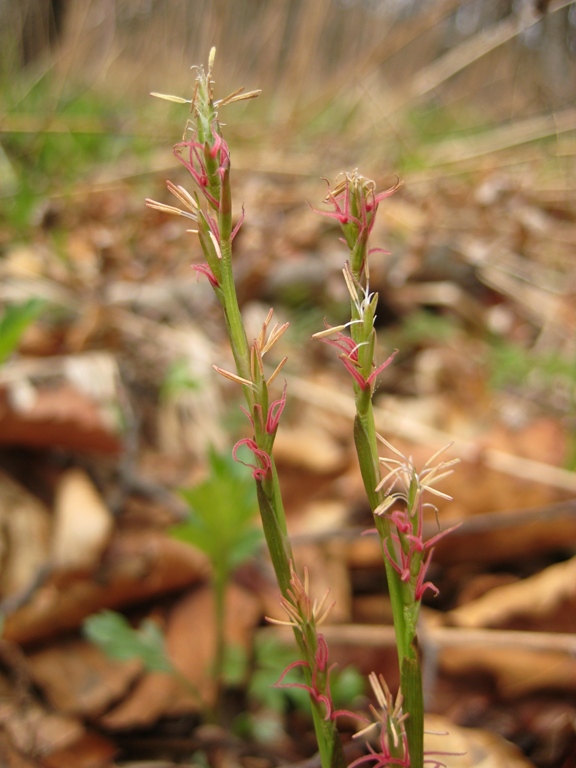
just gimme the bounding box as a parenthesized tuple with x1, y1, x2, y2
(0, 123, 575, 768)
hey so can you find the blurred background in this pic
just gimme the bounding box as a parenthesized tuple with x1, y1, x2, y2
(1, 3, 576, 767)
(2, 0, 576, 187)
(1, 0, 575, 461)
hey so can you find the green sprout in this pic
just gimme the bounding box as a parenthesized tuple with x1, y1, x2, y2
(0, 298, 45, 364)
(171, 448, 262, 710)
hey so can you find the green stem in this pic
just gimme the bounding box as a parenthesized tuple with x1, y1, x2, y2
(220, 223, 344, 768)
(256, 476, 293, 595)
(353, 409, 408, 663)
(349, 276, 424, 767)
(310, 702, 347, 768)
(219, 237, 252, 389)
(401, 654, 424, 768)
(184, 58, 345, 768)
(256, 448, 345, 768)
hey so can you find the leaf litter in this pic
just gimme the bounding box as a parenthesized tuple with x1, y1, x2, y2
(1, 46, 576, 768)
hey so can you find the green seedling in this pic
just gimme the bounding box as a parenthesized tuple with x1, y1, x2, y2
(172, 447, 262, 578)
(83, 450, 261, 723)
(0, 298, 45, 364)
(84, 451, 262, 717)
(171, 448, 262, 709)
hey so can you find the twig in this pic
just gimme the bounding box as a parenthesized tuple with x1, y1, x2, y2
(262, 623, 576, 656)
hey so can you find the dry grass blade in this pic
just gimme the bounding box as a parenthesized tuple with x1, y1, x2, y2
(427, 108, 576, 165)
(406, 0, 576, 104)
(290, 623, 576, 657)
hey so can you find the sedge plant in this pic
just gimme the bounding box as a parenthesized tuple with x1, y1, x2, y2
(146, 49, 458, 768)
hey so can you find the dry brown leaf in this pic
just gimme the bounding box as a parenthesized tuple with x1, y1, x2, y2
(0, 383, 121, 454)
(0, 731, 39, 768)
(163, 582, 261, 716)
(98, 669, 174, 731)
(424, 437, 570, 520)
(0, 472, 51, 596)
(3, 531, 209, 644)
(51, 468, 114, 573)
(484, 417, 568, 469)
(0, 698, 84, 762)
(274, 426, 346, 473)
(424, 714, 535, 767)
(447, 556, 576, 630)
(41, 731, 117, 768)
(290, 499, 349, 536)
(101, 583, 261, 729)
(434, 501, 576, 566)
(27, 637, 141, 717)
(440, 645, 576, 698)
(0, 353, 123, 454)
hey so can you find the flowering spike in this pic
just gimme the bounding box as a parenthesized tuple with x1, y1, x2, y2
(266, 563, 335, 631)
(232, 438, 271, 481)
(191, 263, 219, 288)
(351, 673, 410, 768)
(266, 382, 287, 434)
(231, 206, 245, 241)
(373, 439, 461, 606)
(272, 633, 344, 722)
(316, 326, 396, 391)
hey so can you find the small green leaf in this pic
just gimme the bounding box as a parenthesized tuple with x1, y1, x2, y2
(83, 610, 173, 673)
(229, 527, 263, 569)
(171, 448, 261, 571)
(0, 299, 45, 364)
(160, 358, 201, 401)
